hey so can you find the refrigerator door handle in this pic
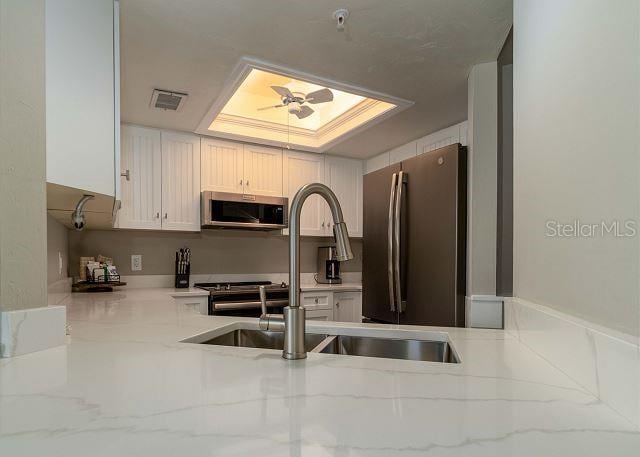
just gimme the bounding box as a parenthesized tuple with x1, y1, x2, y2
(394, 171, 407, 312)
(388, 172, 398, 311)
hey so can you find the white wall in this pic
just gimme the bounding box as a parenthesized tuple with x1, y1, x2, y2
(514, 0, 640, 337)
(365, 121, 468, 173)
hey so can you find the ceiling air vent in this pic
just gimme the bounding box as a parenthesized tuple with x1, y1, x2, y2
(150, 89, 188, 112)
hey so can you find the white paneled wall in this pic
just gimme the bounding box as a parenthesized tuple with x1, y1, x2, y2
(365, 121, 468, 173)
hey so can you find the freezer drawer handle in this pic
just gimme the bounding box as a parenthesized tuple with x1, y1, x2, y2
(388, 172, 398, 311)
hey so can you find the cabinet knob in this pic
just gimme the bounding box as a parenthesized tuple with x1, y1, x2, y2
(239, 179, 243, 185)
(321, 222, 325, 228)
(120, 169, 130, 181)
(336, 302, 340, 307)
(164, 213, 168, 219)
(314, 298, 319, 304)
(246, 180, 249, 187)
(156, 212, 160, 219)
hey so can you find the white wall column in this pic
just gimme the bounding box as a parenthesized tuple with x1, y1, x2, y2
(466, 61, 501, 328)
(0, 0, 65, 357)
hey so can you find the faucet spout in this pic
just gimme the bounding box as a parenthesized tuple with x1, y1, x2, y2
(282, 183, 354, 360)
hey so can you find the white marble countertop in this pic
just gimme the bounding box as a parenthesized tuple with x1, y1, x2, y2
(1, 288, 638, 456)
(300, 282, 362, 292)
(168, 287, 210, 297)
(167, 283, 362, 296)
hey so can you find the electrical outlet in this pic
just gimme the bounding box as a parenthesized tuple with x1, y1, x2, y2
(131, 255, 142, 271)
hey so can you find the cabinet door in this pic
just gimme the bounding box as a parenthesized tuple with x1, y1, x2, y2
(46, 0, 116, 197)
(325, 156, 363, 237)
(243, 144, 283, 196)
(161, 132, 201, 231)
(200, 138, 243, 193)
(116, 125, 162, 229)
(334, 292, 362, 323)
(283, 151, 328, 236)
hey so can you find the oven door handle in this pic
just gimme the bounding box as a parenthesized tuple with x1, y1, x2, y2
(213, 299, 288, 311)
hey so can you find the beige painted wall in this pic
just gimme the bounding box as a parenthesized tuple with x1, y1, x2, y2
(513, 0, 640, 336)
(68, 230, 362, 277)
(0, 0, 47, 311)
(47, 215, 69, 284)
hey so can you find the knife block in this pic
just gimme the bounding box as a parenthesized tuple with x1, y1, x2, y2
(174, 261, 190, 288)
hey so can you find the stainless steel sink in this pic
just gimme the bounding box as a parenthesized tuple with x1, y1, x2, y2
(202, 328, 327, 351)
(200, 328, 458, 364)
(314, 334, 459, 363)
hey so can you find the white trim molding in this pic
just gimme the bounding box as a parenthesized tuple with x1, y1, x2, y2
(195, 56, 413, 153)
(505, 297, 640, 428)
(0, 306, 66, 358)
(465, 295, 503, 329)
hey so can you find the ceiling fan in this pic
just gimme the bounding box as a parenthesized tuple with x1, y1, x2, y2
(258, 85, 334, 119)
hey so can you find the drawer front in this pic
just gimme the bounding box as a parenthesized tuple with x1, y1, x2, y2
(173, 296, 208, 315)
(301, 292, 332, 309)
(306, 308, 333, 321)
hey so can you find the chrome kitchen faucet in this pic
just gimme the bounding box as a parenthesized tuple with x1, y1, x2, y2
(259, 183, 354, 360)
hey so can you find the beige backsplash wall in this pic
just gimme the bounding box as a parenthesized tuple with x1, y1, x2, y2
(68, 229, 362, 277)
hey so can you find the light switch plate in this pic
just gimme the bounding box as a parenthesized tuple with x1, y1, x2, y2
(131, 255, 142, 271)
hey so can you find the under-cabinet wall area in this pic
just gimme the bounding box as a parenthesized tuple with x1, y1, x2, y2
(68, 229, 362, 277)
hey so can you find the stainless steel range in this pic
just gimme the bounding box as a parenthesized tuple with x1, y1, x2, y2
(194, 281, 289, 317)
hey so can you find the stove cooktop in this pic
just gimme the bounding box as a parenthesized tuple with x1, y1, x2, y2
(194, 281, 288, 294)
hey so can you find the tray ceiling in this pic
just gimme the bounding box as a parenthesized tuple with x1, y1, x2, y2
(119, 0, 512, 159)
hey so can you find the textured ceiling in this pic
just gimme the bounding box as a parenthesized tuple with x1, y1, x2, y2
(120, 0, 512, 159)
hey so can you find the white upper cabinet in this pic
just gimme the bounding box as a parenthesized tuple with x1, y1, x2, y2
(243, 144, 283, 196)
(116, 125, 162, 230)
(161, 132, 201, 231)
(45, 0, 118, 199)
(324, 156, 363, 238)
(201, 138, 243, 194)
(201, 141, 282, 196)
(283, 151, 328, 236)
(116, 126, 200, 232)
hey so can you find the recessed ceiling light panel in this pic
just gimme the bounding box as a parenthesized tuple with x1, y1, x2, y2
(195, 57, 413, 153)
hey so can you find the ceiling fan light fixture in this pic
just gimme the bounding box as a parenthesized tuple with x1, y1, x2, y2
(196, 58, 414, 152)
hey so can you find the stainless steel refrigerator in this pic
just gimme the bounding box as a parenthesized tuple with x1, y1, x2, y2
(363, 143, 467, 326)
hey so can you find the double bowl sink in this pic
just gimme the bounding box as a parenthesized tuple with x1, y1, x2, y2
(200, 328, 459, 364)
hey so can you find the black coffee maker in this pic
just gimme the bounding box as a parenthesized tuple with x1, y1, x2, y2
(316, 246, 342, 284)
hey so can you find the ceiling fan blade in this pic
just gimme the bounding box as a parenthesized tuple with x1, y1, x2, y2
(257, 104, 285, 111)
(293, 105, 314, 119)
(304, 88, 333, 104)
(271, 85, 294, 99)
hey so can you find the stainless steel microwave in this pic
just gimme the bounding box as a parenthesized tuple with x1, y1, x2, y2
(201, 191, 288, 230)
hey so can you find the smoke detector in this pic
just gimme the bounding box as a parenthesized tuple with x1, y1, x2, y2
(333, 8, 349, 31)
(150, 89, 188, 112)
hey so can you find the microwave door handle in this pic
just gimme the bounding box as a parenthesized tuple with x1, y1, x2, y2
(394, 171, 407, 312)
(388, 172, 398, 311)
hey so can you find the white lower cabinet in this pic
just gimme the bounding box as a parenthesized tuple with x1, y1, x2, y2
(301, 290, 362, 323)
(333, 291, 363, 323)
(116, 126, 200, 231)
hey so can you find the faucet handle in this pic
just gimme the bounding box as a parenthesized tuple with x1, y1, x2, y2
(259, 285, 267, 317)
